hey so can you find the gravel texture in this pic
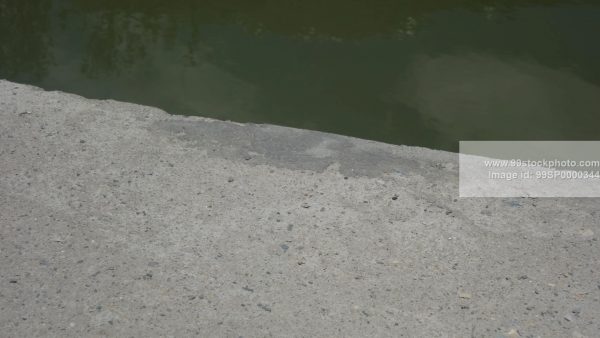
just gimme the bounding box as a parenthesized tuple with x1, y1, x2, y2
(1, 80, 599, 337)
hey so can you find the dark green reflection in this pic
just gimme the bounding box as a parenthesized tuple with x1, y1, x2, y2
(1, 0, 599, 151)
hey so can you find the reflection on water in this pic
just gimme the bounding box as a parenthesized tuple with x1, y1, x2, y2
(1, 0, 599, 151)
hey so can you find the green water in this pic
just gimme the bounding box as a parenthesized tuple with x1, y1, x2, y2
(1, 0, 599, 151)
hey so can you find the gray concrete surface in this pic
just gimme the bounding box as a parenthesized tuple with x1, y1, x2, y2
(0, 79, 599, 337)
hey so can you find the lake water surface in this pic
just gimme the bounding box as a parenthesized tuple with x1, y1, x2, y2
(1, 0, 599, 151)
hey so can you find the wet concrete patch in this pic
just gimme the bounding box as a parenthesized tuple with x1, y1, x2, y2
(151, 119, 432, 178)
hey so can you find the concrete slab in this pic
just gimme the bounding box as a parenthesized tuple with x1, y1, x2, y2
(1, 80, 599, 337)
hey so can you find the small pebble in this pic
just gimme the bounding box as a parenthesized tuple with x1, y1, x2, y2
(506, 328, 520, 337)
(458, 291, 472, 299)
(257, 303, 271, 312)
